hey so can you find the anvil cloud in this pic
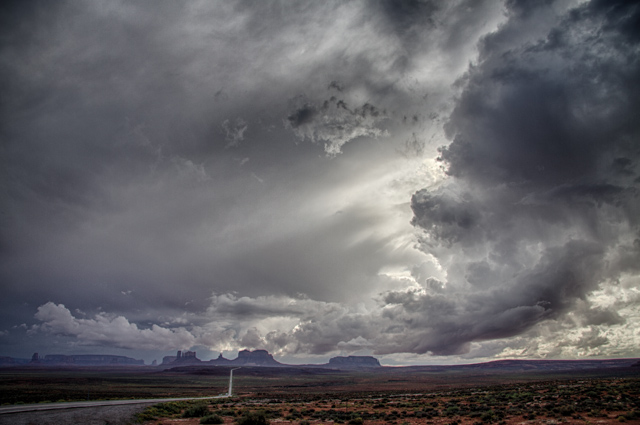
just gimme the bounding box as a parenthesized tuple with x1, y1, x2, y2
(1, 0, 638, 364)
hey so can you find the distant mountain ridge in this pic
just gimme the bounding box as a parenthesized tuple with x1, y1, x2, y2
(399, 358, 640, 373)
(2, 349, 639, 371)
(161, 349, 381, 369)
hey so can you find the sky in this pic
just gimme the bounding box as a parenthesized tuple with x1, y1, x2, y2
(1, 0, 639, 366)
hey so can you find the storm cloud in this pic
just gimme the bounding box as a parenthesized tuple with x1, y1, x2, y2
(1, 0, 638, 364)
(409, 0, 640, 357)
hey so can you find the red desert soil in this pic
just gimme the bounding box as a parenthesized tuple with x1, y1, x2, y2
(139, 379, 640, 425)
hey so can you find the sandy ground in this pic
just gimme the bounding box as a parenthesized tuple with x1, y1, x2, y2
(0, 402, 156, 425)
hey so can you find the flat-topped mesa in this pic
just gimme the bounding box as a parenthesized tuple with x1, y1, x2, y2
(328, 355, 381, 369)
(41, 354, 144, 366)
(173, 350, 200, 364)
(235, 349, 281, 366)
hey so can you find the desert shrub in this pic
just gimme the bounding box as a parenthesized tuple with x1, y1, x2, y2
(184, 403, 210, 418)
(480, 410, 495, 423)
(287, 409, 303, 420)
(236, 410, 270, 425)
(268, 409, 284, 418)
(559, 406, 575, 416)
(625, 411, 639, 419)
(349, 417, 364, 425)
(445, 406, 460, 417)
(201, 414, 225, 424)
(135, 401, 189, 422)
(299, 420, 310, 425)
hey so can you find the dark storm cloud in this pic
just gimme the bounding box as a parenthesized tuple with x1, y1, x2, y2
(408, 0, 640, 356)
(410, 189, 480, 245)
(1, 0, 442, 360)
(370, 240, 608, 356)
(3, 0, 637, 363)
(441, 0, 640, 190)
(287, 104, 319, 128)
(375, 0, 497, 66)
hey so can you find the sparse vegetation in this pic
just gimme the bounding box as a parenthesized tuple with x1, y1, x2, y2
(183, 402, 211, 417)
(2, 366, 640, 425)
(134, 400, 193, 422)
(201, 413, 225, 424)
(236, 410, 270, 425)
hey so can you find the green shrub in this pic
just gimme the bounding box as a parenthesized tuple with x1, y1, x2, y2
(201, 414, 225, 424)
(480, 410, 495, 423)
(445, 406, 460, 417)
(184, 403, 210, 418)
(236, 410, 270, 425)
(135, 401, 189, 422)
(349, 417, 364, 425)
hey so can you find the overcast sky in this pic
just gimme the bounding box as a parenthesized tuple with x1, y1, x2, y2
(1, 0, 639, 365)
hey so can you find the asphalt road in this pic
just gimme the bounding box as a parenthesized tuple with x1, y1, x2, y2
(0, 394, 228, 415)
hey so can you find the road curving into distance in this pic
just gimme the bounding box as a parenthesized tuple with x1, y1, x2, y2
(0, 395, 228, 415)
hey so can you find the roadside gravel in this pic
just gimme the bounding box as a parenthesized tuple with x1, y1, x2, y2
(0, 402, 156, 425)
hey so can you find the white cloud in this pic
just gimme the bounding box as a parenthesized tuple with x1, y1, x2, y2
(285, 96, 389, 156)
(34, 303, 196, 351)
(222, 118, 248, 148)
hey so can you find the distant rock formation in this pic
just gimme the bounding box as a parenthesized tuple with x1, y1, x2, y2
(162, 355, 178, 365)
(162, 350, 201, 365)
(327, 356, 381, 369)
(40, 354, 144, 366)
(174, 350, 200, 364)
(0, 356, 29, 366)
(165, 349, 380, 369)
(209, 353, 231, 365)
(235, 349, 281, 366)
(208, 349, 282, 367)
